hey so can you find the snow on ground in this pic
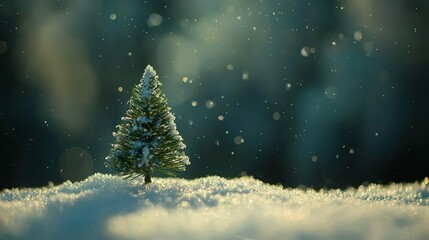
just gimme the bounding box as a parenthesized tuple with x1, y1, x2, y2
(1, 174, 428, 240)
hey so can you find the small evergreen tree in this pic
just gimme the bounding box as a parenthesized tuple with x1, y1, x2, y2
(106, 65, 190, 183)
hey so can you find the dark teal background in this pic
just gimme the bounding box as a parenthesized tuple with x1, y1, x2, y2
(1, 0, 428, 189)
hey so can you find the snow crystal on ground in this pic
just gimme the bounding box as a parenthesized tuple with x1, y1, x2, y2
(1, 174, 428, 240)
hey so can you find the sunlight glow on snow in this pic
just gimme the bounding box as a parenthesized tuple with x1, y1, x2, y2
(1, 174, 428, 240)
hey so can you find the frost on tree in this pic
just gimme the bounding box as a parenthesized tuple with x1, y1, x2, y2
(106, 65, 190, 183)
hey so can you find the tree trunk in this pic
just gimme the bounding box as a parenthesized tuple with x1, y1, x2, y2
(144, 174, 152, 184)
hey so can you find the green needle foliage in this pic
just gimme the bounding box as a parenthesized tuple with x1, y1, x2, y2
(106, 65, 190, 183)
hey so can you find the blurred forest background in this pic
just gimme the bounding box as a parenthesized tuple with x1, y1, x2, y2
(1, 0, 428, 190)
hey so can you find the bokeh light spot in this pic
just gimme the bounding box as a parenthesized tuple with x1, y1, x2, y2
(312, 155, 318, 162)
(273, 112, 281, 120)
(301, 47, 310, 57)
(0, 40, 7, 55)
(324, 86, 337, 100)
(354, 31, 363, 41)
(234, 136, 244, 145)
(205, 100, 216, 109)
(147, 13, 163, 27)
(59, 147, 94, 181)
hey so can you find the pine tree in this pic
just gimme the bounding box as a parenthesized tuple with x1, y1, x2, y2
(106, 65, 190, 183)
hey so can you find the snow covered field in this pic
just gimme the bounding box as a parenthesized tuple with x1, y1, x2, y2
(1, 174, 428, 240)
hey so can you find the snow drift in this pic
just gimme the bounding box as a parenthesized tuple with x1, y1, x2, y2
(1, 174, 428, 240)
